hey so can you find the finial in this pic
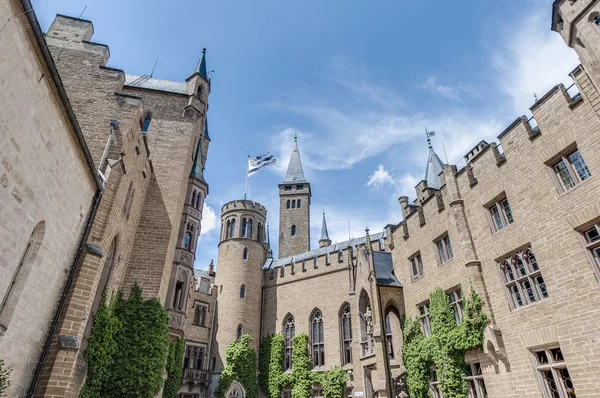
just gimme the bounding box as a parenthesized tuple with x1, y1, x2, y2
(425, 128, 435, 149)
(294, 131, 297, 143)
(202, 47, 206, 54)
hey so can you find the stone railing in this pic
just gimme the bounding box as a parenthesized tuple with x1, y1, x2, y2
(183, 368, 209, 383)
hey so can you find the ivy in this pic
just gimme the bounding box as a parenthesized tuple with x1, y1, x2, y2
(218, 335, 258, 398)
(163, 338, 185, 398)
(80, 284, 170, 398)
(0, 358, 11, 397)
(258, 334, 348, 398)
(402, 285, 488, 398)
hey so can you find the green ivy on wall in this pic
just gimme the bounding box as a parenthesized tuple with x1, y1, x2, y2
(163, 338, 185, 398)
(258, 333, 348, 398)
(218, 335, 258, 398)
(80, 284, 170, 398)
(402, 285, 488, 398)
(0, 358, 11, 397)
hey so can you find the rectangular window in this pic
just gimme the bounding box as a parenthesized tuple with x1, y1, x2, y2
(435, 234, 454, 264)
(193, 302, 208, 326)
(448, 289, 463, 325)
(487, 197, 514, 232)
(345, 387, 353, 398)
(282, 389, 292, 398)
(466, 362, 487, 398)
(551, 149, 591, 192)
(284, 185, 292, 191)
(418, 302, 431, 337)
(296, 185, 304, 190)
(312, 385, 324, 398)
(410, 253, 424, 281)
(532, 347, 576, 398)
(500, 249, 548, 310)
(429, 368, 443, 398)
(582, 223, 600, 279)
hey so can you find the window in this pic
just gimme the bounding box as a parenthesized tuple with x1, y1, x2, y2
(237, 324, 243, 340)
(285, 186, 292, 191)
(284, 315, 295, 371)
(123, 182, 134, 219)
(418, 302, 431, 337)
(291, 225, 296, 236)
(429, 368, 442, 398)
(410, 253, 424, 280)
(340, 304, 352, 365)
(551, 149, 591, 192)
(311, 310, 325, 367)
(226, 220, 231, 239)
(297, 185, 304, 190)
(282, 388, 292, 398)
(191, 190, 197, 206)
(196, 192, 202, 209)
(292, 200, 296, 209)
(141, 113, 152, 132)
(184, 232, 192, 249)
(297, 199, 301, 208)
(241, 218, 247, 238)
(199, 278, 210, 294)
(532, 347, 576, 398)
(385, 314, 394, 359)
(257, 223, 264, 243)
(488, 197, 514, 232)
(338, 250, 343, 262)
(240, 284, 245, 299)
(243, 248, 248, 260)
(466, 362, 488, 398)
(500, 249, 547, 309)
(173, 280, 184, 310)
(193, 303, 207, 326)
(247, 219, 253, 239)
(184, 344, 205, 370)
(448, 289, 464, 325)
(287, 200, 291, 209)
(582, 223, 600, 278)
(435, 235, 453, 264)
(229, 219, 236, 239)
(312, 385, 324, 398)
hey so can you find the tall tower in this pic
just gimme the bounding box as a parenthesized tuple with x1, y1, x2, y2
(214, 200, 268, 369)
(278, 138, 311, 258)
(552, 0, 600, 88)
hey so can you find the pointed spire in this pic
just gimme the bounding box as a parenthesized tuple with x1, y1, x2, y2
(190, 121, 207, 181)
(319, 212, 332, 248)
(424, 146, 445, 190)
(266, 222, 273, 258)
(192, 47, 208, 80)
(283, 138, 307, 183)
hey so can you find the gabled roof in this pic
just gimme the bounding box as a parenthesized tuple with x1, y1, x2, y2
(424, 147, 445, 189)
(283, 140, 307, 184)
(373, 251, 401, 287)
(319, 212, 330, 242)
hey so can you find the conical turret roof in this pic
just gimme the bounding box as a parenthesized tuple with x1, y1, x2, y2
(319, 212, 331, 242)
(192, 48, 208, 80)
(283, 139, 307, 184)
(424, 146, 445, 189)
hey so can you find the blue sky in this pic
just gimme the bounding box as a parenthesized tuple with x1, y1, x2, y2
(33, 0, 579, 270)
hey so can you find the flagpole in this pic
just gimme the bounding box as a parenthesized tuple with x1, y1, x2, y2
(244, 155, 249, 201)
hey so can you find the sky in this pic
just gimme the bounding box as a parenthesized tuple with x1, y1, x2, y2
(33, 0, 579, 271)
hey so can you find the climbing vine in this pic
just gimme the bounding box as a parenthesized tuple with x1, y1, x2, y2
(163, 338, 185, 398)
(0, 358, 11, 397)
(402, 285, 488, 398)
(218, 335, 258, 398)
(258, 333, 348, 398)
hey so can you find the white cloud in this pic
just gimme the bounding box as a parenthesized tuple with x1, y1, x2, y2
(421, 76, 460, 100)
(200, 203, 217, 237)
(367, 165, 395, 189)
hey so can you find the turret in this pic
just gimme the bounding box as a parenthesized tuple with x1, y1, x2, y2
(319, 212, 332, 248)
(214, 200, 268, 370)
(184, 48, 210, 119)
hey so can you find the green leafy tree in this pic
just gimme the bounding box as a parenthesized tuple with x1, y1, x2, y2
(163, 338, 185, 398)
(0, 359, 12, 397)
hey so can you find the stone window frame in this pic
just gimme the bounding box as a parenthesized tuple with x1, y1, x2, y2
(311, 384, 324, 398)
(486, 196, 514, 233)
(291, 225, 296, 236)
(243, 247, 248, 261)
(193, 301, 209, 327)
(580, 222, 600, 281)
(283, 314, 295, 371)
(548, 147, 592, 193)
(240, 284, 246, 299)
(447, 288, 464, 325)
(498, 248, 548, 310)
(429, 367, 442, 398)
(286, 200, 291, 209)
(434, 233, 454, 265)
(418, 301, 431, 337)
(297, 199, 301, 208)
(531, 346, 576, 398)
(339, 303, 353, 366)
(310, 309, 325, 367)
(183, 343, 206, 370)
(409, 252, 424, 281)
(282, 387, 292, 398)
(466, 362, 488, 398)
(292, 200, 296, 209)
(345, 387, 353, 398)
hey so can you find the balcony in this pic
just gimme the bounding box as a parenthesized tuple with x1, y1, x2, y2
(183, 368, 209, 383)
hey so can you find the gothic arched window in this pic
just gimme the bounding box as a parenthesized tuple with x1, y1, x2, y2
(241, 218, 247, 238)
(191, 190, 197, 206)
(297, 199, 301, 208)
(230, 219, 236, 239)
(226, 220, 231, 239)
(184, 232, 192, 249)
(247, 219, 253, 239)
(196, 192, 202, 209)
(286, 200, 291, 209)
(240, 284, 246, 299)
(340, 304, 352, 365)
(311, 310, 325, 367)
(284, 315, 295, 370)
(292, 200, 296, 209)
(257, 223, 264, 243)
(291, 225, 296, 236)
(500, 249, 547, 310)
(243, 248, 248, 260)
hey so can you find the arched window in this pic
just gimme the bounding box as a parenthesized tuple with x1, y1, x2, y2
(196, 192, 202, 209)
(385, 314, 394, 359)
(292, 200, 296, 209)
(500, 249, 547, 310)
(340, 304, 352, 365)
(1, 221, 46, 332)
(241, 218, 247, 238)
(226, 220, 231, 239)
(230, 219, 236, 239)
(197, 85, 203, 98)
(237, 324, 243, 340)
(283, 315, 295, 371)
(243, 248, 248, 260)
(291, 225, 296, 236)
(338, 250, 343, 262)
(311, 310, 325, 367)
(191, 190, 197, 206)
(123, 182, 134, 219)
(173, 271, 187, 311)
(184, 232, 192, 249)
(257, 223, 264, 243)
(194, 303, 207, 326)
(590, 12, 600, 26)
(240, 284, 246, 298)
(286, 200, 291, 209)
(247, 219, 253, 239)
(297, 199, 301, 208)
(141, 112, 152, 132)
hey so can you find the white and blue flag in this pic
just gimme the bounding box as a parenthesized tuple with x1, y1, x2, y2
(248, 153, 276, 176)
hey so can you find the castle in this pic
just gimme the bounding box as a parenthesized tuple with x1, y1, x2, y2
(2, 0, 600, 397)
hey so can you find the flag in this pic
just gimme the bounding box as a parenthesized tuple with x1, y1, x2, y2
(426, 128, 435, 137)
(248, 153, 276, 176)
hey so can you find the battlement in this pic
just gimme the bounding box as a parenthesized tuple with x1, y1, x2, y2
(47, 14, 110, 65)
(221, 200, 268, 217)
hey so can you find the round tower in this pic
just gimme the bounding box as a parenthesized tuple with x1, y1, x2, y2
(214, 200, 268, 371)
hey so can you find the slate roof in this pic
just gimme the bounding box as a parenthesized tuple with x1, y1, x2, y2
(125, 74, 186, 94)
(193, 48, 208, 80)
(424, 147, 445, 189)
(319, 212, 330, 242)
(263, 231, 385, 270)
(373, 251, 401, 287)
(283, 141, 307, 184)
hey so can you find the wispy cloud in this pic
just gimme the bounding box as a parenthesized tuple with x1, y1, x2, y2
(367, 164, 395, 189)
(421, 76, 461, 100)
